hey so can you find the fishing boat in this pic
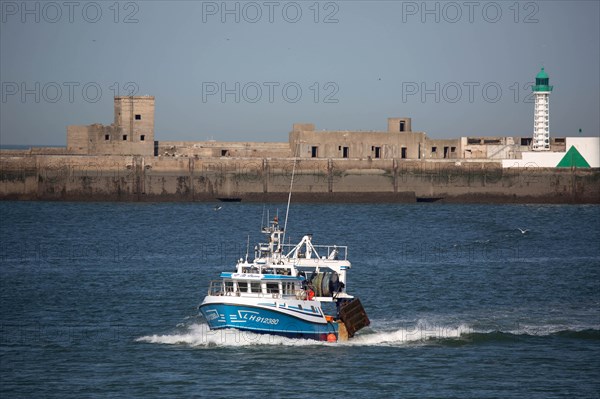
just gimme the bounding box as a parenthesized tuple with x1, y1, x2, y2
(198, 215, 370, 341)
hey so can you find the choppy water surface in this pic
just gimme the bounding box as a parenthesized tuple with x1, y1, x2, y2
(1, 202, 599, 398)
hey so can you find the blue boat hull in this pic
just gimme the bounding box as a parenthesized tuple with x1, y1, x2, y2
(199, 303, 338, 341)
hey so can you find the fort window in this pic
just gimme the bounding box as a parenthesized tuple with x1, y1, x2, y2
(311, 146, 318, 158)
(554, 138, 565, 143)
(520, 138, 532, 146)
(135, 114, 141, 120)
(444, 146, 449, 158)
(342, 146, 349, 158)
(401, 147, 407, 159)
(451, 146, 456, 152)
(140, 135, 145, 141)
(431, 146, 437, 153)
(374, 146, 381, 159)
(338, 146, 342, 151)
(399, 121, 405, 132)
(104, 134, 110, 141)
(122, 135, 128, 141)
(221, 149, 230, 157)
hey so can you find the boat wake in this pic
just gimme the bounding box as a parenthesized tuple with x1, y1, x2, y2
(136, 323, 326, 347)
(136, 320, 600, 348)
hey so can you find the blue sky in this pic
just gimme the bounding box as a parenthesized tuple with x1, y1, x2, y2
(1, 0, 599, 145)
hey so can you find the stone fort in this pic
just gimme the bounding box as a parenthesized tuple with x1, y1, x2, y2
(67, 96, 155, 156)
(63, 96, 570, 161)
(2, 95, 598, 203)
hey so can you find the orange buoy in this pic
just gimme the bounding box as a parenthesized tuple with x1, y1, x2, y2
(327, 333, 337, 342)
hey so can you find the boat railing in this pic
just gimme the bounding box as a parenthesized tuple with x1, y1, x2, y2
(207, 281, 285, 299)
(208, 280, 226, 296)
(258, 242, 348, 260)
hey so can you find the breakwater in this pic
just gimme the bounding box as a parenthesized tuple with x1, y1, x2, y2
(1, 155, 599, 203)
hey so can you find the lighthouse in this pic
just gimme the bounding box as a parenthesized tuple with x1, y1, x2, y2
(532, 67, 553, 151)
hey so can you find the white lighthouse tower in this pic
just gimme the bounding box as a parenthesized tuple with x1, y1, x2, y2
(532, 67, 553, 151)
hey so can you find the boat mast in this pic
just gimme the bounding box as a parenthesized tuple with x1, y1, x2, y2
(282, 142, 299, 246)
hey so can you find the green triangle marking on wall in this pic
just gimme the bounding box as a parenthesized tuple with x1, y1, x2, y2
(556, 145, 591, 168)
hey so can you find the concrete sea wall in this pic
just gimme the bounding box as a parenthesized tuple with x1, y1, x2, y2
(1, 155, 599, 203)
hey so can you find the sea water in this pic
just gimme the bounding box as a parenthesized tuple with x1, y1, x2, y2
(1, 202, 599, 398)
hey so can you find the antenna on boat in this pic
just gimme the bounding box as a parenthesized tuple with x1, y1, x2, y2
(245, 235, 250, 262)
(282, 141, 300, 245)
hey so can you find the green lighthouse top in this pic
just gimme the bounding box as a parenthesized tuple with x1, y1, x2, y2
(532, 67, 553, 92)
(536, 67, 549, 79)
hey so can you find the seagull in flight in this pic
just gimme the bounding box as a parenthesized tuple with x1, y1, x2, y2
(517, 228, 529, 234)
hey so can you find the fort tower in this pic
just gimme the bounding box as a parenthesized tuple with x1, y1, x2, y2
(114, 96, 155, 144)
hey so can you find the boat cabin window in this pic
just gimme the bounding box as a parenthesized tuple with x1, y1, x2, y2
(225, 281, 234, 293)
(283, 282, 295, 295)
(250, 282, 261, 293)
(237, 281, 248, 293)
(266, 282, 279, 294)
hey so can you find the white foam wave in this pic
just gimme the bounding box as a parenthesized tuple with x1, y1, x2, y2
(136, 321, 474, 348)
(504, 323, 600, 337)
(346, 324, 472, 346)
(136, 323, 327, 347)
(136, 319, 599, 348)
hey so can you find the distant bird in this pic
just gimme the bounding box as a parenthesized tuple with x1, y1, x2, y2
(517, 228, 529, 234)
(214, 205, 222, 211)
(378, 77, 381, 81)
